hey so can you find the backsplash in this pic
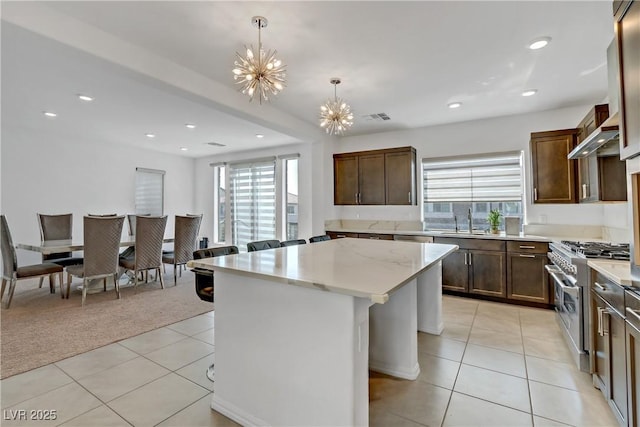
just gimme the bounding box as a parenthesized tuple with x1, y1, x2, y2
(325, 219, 424, 231)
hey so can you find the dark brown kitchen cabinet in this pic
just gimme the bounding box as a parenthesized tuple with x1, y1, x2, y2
(333, 147, 416, 206)
(506, 241, 549, 304)
(577, 105, 609, 203)
(357, 233, 394, 240)
(626, 289, 640, 427)
(434, 237, 506, 298)
(576, 104, 610, 144)
(530, 129, 579, 203)
(326, 231, 358, 239)
(615, 0, 640, 160)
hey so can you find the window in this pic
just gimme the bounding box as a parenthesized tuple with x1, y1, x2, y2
(422, 152, 523, 231)
(135, 168, 164, 216)
(229, 158, 276, 250)
(284, 157, 299, 240)
(215, 165, 226, 243)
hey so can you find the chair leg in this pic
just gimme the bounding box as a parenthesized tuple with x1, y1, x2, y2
(1, 278, 6, 300)
(103, 278, 107, 292)
(49, 274, 55, 294)
(81, 278, 88, 307)
(173, 264, 177, 286)
(38, 277, 44, 288)
(158, 268, 165, 289)
(4, 279, 17, 309)
(114, 273, 121, 299)
(59, 273, 65, 299)
(66, 271, 72, 299)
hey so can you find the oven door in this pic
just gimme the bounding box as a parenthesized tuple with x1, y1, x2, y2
(546, 264, 582, 350)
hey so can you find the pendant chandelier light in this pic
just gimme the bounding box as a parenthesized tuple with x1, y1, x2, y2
(319, 78, 354, 136)
(232, 16, 286, 104)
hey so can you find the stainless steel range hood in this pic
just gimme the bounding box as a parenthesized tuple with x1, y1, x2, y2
(568, 114, 620, 159)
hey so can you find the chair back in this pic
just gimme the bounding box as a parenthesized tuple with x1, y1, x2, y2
(135, 215, 168, 270)
(1, 215, 18, 279)
(309, 235, 331, 243)
(247, 240, 281, 252)
(280, 239, 306, 247)
(127, 213, 150, 236)
(193, 245, 239, 259)
(83, 215, 125, 279)
(173, 214, 202, 264)
(38, 213, 73, 260)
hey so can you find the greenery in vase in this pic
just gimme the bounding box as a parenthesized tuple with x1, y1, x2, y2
(487, 209, 502, 231)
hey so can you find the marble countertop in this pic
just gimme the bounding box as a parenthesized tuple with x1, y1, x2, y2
(587, 259, 632, 286)
(325, 228, 551, 242)
(187, 238, 458, 304)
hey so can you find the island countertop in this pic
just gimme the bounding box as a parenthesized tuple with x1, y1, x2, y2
(187, 238, 458, 304)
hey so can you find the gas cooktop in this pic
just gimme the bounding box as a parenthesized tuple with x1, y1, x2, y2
(561, 240, 630, 261)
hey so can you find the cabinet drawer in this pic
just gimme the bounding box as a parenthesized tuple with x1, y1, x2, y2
(593, 271, 625, 316)
(357, 233, 394, 240)
(506, 241, 549, 254)
(626, 290, 640, 331)
(434, 237, 505, 251)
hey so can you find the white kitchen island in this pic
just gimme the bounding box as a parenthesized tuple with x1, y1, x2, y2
(187, 238, 457, 427)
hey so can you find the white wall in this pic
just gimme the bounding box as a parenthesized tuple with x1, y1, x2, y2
(1, 125, 196, 265)
(328, 104, 630, 229)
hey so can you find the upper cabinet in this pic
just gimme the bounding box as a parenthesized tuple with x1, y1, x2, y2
(616, 0, 640, 160)
(530, 129, 579, 203)
(333, 146, 417, 205)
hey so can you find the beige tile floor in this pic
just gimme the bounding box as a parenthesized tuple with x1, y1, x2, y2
(1, 296, 619, 426)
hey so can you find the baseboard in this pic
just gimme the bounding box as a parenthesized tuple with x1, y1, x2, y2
(211, 394, 269, 427)
(369, 360, 420, 380)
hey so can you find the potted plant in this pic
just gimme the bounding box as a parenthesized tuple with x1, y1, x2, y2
(487, 209, 502, 234)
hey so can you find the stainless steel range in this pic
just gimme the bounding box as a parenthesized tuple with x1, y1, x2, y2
(547, 240, 630, 372)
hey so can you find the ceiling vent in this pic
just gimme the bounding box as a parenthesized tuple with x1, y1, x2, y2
(362, 113, 391, 121)
(207, 142, 226, 147)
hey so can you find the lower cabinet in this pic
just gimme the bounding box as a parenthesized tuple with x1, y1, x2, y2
(434, 237, 506, 298)
(506, 241, 550, 303)
(627, 289, 640, 427)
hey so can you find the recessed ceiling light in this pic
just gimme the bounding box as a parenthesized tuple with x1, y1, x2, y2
(77, 94, 94, 102)
(145, 133, 156, 138)
(185, 123, 196, 129)
(180, 147, 188, 151)
(522, 89, 538, 97)
(597, 138, 606, 143)
(528, 37, 551, 50)
(256, 134, 264, 138)
(43, 111, 57, 117)
(448, 102, 462, 109)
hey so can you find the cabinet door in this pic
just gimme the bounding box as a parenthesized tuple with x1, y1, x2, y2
(385, 150, 416, 205)
(617, 0, 640, 160)
(441, 250, 469, 292)
(599, 156, 628, 201)
(592, 293, 608, 392)
(469, 250, 506, 297)
(609, 310, 629, 425)
(530, 130, 578, 203)
(358, 153, 385, 205)
(506, 253, 549, 303)
(578, 155, 600, 203)
(627, 321, 640, 427)
(334, 155, 358, 205)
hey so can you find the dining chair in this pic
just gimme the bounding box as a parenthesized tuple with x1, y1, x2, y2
(309, 235, 331, 243)
(37, 213, 83, 291)
(65, 215, 125, 306)
(162, 214, 202, 285)
(247, 239, 281, 252)
(126, 213, 151, 236)
(1, 215, 64, 309)
(192, 245, 239, 381)
(119, 215, 168, 289)
(280, 239, 306, 247)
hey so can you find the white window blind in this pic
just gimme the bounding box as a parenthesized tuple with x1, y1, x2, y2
(135, 168, 165, 216)
(423, 152, 522, 202)
(229, 158, 276, 249)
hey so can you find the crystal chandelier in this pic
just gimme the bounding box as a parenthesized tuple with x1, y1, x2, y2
(319, 78, 354, 136)
(232, 16, 286, 104)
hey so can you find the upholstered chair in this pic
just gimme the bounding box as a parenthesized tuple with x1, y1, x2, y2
(309, 235, 331, 243)
(246, 239, 281, 252)
(119, 215, 168, 289)
(37, 213, 83, 290)
(162, 214, 202, 285)
(280, 239, 306, 247)
(1, 215, 64, 308)
(65, 215, 125, 306)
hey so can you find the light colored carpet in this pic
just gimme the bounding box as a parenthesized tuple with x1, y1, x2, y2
(0, 270, 212, 379)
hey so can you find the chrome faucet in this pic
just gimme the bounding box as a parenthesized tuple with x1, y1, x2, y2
(467, 208, 473, 232)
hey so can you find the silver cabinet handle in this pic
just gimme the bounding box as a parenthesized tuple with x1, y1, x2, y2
(468, 253, 472, 266)
(594, 282, 607, 292)
(627, 307, 640, 323)
(597, 307, 604, 336)
(369, 236, 380, 240)
(355, 193, 358, 204)
(464, 253, 468, 265)
(534, 188, 538, 201)
(358, 193, 362, 204)
(519, 245, 536, 249)
(337, 234, 346, 238)
(519, 254, 535, 258)
(408, 192, 411, 203)
(582, 184, 588, 199)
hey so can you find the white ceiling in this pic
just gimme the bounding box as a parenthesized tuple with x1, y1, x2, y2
(1, 1, 616, 158)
